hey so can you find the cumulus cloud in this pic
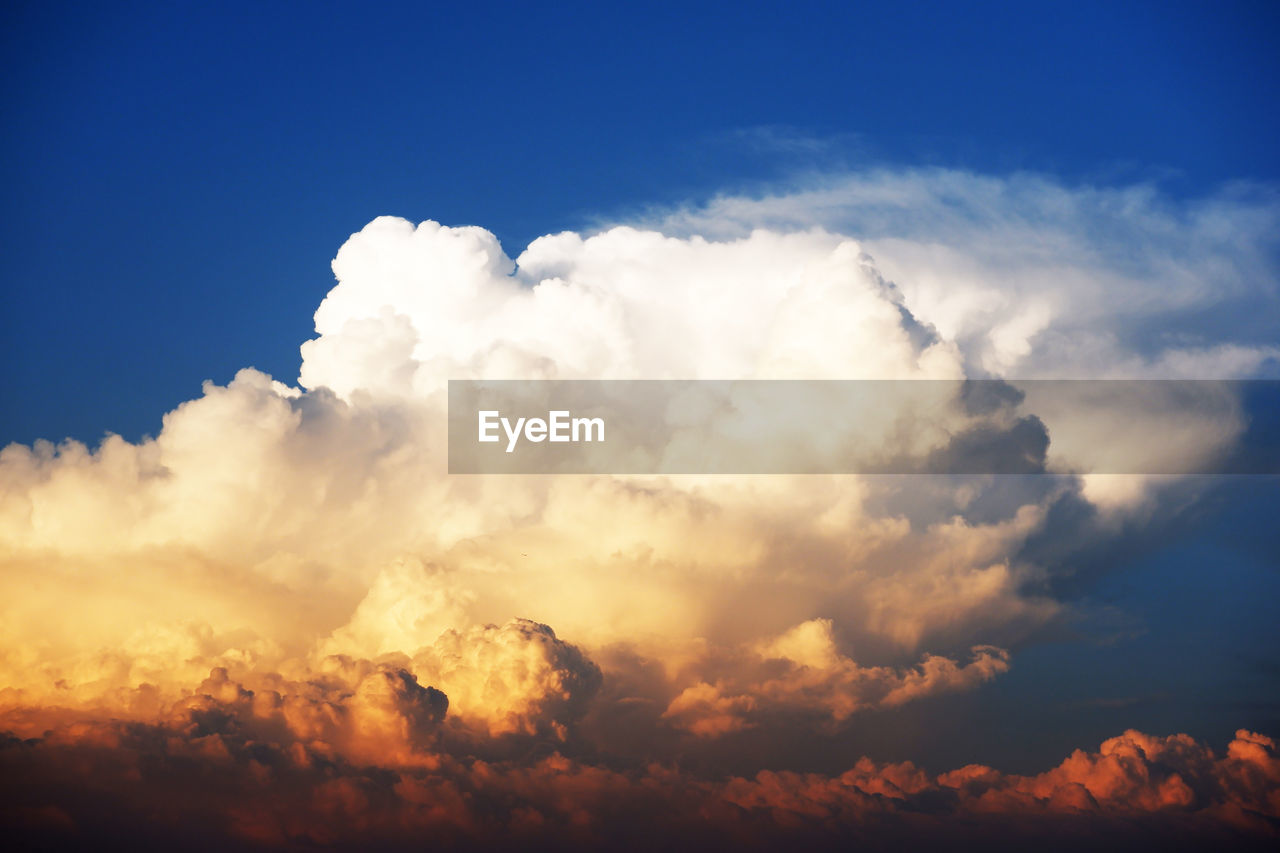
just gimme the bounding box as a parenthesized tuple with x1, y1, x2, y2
(408, 619, 602, 739)
(2, 700, 1276, 850)
(649, 169, 1280, 378)
(662, 619, 1010, 736)
(2, 168, 1278, 846)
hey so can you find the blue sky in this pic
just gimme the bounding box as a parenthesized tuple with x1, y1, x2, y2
(3, 0, 1278, 445)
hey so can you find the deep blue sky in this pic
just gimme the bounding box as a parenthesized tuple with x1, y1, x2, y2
(2, 0, 1278, 446)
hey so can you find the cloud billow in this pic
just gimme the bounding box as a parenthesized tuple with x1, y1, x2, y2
(1, 169, 1278, 846)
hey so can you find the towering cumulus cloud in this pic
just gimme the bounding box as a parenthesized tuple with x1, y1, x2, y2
(2, 171, 1278, 849)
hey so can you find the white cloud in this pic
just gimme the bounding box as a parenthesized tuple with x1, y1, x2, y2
(3, 168, 1276, 749)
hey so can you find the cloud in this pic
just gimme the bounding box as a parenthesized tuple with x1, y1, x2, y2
(2, 168, 1278, 845)
(662, 619, 1010, 736)
(298, 218, 960, 400)
(2, 695, 1276, 850)
(407, 619, 602, 739)
(1, 176, 1267, 691)
(647, 169, 1280, 379)
(2, 178, 1267, 694)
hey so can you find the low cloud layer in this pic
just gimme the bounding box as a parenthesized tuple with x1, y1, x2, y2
(4, 678, 1277, 851)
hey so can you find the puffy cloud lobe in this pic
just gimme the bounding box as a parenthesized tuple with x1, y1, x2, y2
(662, 620, 1010, 735)
(0, 368, 440, 568)
(1, 614, 600, 755)
(319, 558, 475, 660)
(135, 662, 450, 770)
(934, 729, 1280, 828)
(299, 217, 959, 401)
(408, 619, 603, 739)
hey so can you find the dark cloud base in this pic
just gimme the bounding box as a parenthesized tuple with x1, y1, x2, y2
(3, 710, 1276, 852)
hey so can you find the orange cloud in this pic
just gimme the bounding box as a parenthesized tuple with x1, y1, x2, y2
(3, 681, 1276, 851)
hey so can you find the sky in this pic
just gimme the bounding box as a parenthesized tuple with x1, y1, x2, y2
(2, 1, 1279, 850)
(4, 0, 1279, 445)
